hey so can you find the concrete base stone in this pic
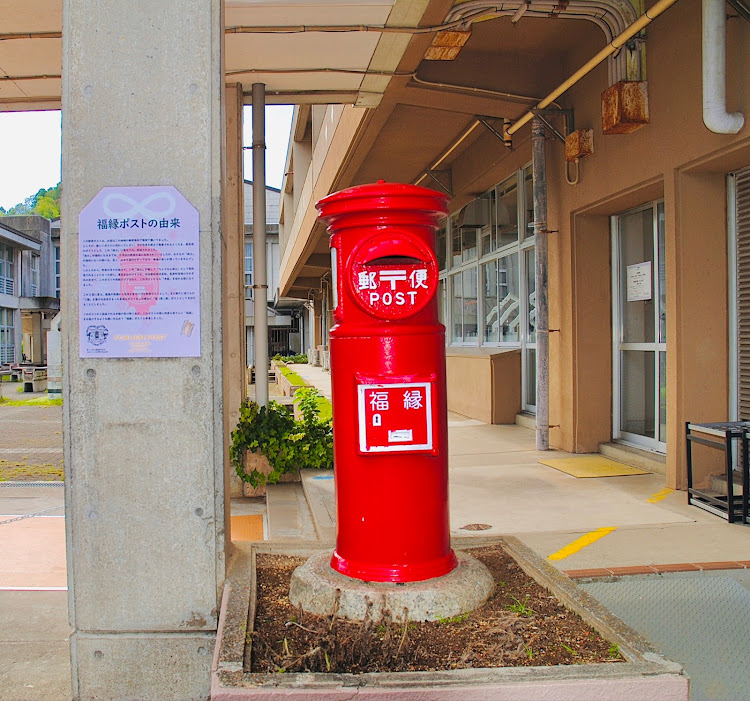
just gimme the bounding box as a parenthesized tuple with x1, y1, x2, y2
(289, 550, 495, 622)
(73, 632, 215, 701)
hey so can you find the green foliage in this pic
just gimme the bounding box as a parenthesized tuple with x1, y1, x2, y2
(33, 195, 60, 220)
(608, 643, 620, 658)
(273, 353, 308, 364)
(231, 387, 333, 488)
(436, 612, 469, 625)
(0, 395, 63, 406)
(279, 366, 306, 386)
(292, 386, 334, 469)
(1, 182, 61, 219)
(508, 595, 534, 617)
(314, 395, 333, 423)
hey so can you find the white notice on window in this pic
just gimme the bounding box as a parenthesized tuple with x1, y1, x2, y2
(626, 261, 652, 301)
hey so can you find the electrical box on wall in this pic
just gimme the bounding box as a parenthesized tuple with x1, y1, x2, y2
(424, 30, 472, 60)
(565, 129, 594, 162)
(602, 81, 650, 134)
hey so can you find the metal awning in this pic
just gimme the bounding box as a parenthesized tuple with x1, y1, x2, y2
(0, 223, 41, 251)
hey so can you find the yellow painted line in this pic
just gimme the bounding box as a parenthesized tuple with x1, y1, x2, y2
(647, 487, 674, 503)
(548, 527, 617, 561)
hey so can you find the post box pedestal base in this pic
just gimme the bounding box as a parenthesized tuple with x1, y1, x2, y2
(289, 550, 495, 622)
(330, 549, 458, 583)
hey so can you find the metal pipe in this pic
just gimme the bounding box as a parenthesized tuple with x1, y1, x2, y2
(702, 0, 745, 134)
(532, 117, 549, 451)
(252, 83, 269, 408)
(507, 0, 680, 139)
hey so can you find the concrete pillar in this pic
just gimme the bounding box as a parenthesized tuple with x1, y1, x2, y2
(47, 312, 62, 393)
(61, 2, 225, 699)
(31, 313, 43, 364)
(224, 83, 247, 499)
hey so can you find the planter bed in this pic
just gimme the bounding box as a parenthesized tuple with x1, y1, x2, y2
(212, 538, 687, 700)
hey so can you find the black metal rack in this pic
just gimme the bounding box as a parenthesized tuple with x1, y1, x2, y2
(686, 421, 750, 523)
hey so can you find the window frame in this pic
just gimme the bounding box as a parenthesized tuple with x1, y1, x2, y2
(438, 164, 535, 349)
(244, 241, 254, 300)
(0, 243, 15, 296)
(0, 307, 15, 363)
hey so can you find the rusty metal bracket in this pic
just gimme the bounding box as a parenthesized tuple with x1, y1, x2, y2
(425, 169, 453, 196)
(531, 108, 575, 143)
(476, 115, 511, 148)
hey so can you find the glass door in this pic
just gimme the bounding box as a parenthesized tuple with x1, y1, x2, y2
(612, 202, 666, 452)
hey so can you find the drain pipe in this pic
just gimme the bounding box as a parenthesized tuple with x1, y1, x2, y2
(252, 83, 269, 407)
(532, 117, 550, 451)
(703, 0, 745, 133)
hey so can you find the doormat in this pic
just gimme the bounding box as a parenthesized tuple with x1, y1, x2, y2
(231, 514, 265, 542)
(539, 455, 648, 478)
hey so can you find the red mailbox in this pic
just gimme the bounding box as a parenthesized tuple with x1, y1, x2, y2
(316, 181, 457, 583)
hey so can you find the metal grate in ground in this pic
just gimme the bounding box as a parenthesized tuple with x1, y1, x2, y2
(581, 572, 750, 701)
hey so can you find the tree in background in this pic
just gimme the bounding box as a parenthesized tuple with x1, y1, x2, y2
(0, 182, 61, 220)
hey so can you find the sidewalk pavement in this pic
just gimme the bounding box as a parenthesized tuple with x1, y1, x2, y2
(0, 483, 70, 701)
(4, 368, 750, 700)
(292, 362, 750, 572)
(292, 363, 750, 701)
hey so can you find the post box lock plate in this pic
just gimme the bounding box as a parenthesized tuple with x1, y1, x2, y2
(347, 231, 438, 319)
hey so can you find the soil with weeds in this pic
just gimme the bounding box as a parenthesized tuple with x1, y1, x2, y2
(250, 545, 623, 674)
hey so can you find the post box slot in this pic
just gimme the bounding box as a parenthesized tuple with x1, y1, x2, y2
(365, 255, 424, 266)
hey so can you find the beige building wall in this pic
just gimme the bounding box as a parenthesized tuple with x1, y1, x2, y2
(278, 0, 749, 491)
(539, 0, 750, 486)
(426, 0, 749, 487)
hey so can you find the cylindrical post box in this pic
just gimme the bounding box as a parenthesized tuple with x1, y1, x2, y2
(316, 181, 457, 583)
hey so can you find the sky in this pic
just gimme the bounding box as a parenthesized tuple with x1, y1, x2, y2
(0, 105, 294, 211)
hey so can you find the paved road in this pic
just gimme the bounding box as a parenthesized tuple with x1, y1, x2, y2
(0, 402, 70, 701)
(0, 404, 64, 477)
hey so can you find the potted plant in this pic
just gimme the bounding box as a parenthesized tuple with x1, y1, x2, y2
(230, 387, 333, 497)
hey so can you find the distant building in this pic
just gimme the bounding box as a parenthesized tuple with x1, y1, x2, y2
(0, 215, 60, 365)
(243, 181, 307, 366)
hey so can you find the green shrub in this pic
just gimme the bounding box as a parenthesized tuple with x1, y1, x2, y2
(273, 353, 308, 364)
(314, 395, 333, 423)
(279, 366, 306, 386)
(231, 387, 333, 488)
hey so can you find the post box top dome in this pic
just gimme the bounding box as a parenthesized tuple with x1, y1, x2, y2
(316, 181, 449, 222)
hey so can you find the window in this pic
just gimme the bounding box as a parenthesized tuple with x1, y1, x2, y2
(436, 221, 447, 272)
(0, 244, 14, 296)
(440, 167, 534, 347)
(244, 242, 253, 300)
(30, 254, 39, 296)
(0, 307, 14, 363)
(496, 175, 519, 249)
(483, 254, 520, 343)
(54, 245, 61, 298)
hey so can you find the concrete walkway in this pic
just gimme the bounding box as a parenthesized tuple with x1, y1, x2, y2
(300, 416, 750, 571)
(4, 367, 750, 700)
(0, 483, 70, 701)
(290, 364, 750, 701)
(292, 363, 750, 572)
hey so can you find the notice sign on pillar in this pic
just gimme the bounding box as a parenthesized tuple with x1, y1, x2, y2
(357, 382, 433, 453)
(78, 186, 200, 358)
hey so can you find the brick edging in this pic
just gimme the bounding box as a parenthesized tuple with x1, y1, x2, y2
(564, 561, 750, 578)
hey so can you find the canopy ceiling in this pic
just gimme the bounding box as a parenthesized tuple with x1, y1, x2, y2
(0, 0, 432, 111)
